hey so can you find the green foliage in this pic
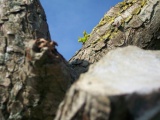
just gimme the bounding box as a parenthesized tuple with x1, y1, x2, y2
(78, 31, 90, 43)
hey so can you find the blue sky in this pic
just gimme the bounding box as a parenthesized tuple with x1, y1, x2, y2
(40, 0, 122, 60)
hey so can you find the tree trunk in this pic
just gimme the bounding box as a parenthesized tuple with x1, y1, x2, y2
(69, 0, 160, 77)
(0, 0, 76, 120)
(55, 0, 160, 119)
(55, 46, 160, 120)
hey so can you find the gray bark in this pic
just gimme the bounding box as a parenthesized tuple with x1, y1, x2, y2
(69, 0, 160, 77)
(0, 0, 76, 120)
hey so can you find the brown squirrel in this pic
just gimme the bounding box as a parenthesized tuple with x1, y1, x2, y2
(36, 38, 58, 50)
(25, 38, 58, 61)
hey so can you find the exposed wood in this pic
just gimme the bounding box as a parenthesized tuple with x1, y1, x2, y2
(55, 46, 160, 120)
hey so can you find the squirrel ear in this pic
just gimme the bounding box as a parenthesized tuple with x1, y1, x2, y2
(50, 41, 58, 46)
(54, 41, 58, 46)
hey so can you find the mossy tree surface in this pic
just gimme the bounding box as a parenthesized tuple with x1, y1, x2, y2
(70, 0, 160, 76)
(0, 0, 76, 120)
(78, 31, 90, 44)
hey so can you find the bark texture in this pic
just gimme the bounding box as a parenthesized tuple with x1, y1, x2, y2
(0, 0, 76, 120)
(70, 0, 160, 76)
(55, 46, 160, 120)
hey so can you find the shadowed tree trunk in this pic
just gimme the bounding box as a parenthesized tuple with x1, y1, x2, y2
(69, 0, 160, 77)
(0, 0, 76, 120)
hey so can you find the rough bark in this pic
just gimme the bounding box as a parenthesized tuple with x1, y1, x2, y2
(55, 46, 160, 120)
(69, 0, 160, 76)
(0, 0, 76, 120)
